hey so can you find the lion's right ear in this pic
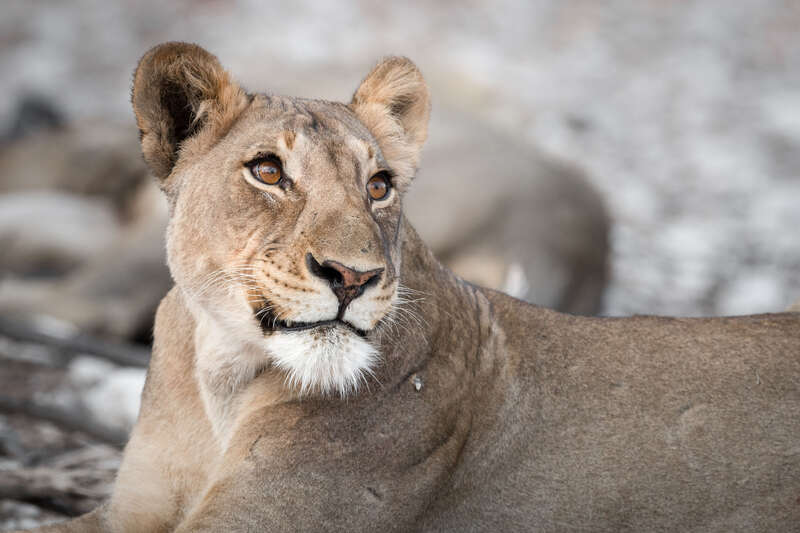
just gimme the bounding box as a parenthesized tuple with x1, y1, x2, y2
(350, 57, 430, 188)
(132, 42, 248, 180)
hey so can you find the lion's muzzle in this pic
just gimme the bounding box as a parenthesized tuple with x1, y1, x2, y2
(305, 253, 384, 319)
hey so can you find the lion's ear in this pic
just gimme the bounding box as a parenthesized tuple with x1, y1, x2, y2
(132, 42, 248, 180)
(350, 57, 430, 183)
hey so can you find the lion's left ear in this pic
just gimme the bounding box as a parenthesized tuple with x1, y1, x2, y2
(350, 57, 430, 183)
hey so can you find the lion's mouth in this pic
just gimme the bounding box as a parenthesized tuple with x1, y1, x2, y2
(256, 307, 368, 338)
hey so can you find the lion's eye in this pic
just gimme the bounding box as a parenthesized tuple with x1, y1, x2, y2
(251, 159, 282, 185)
(367, 173, 391, 201)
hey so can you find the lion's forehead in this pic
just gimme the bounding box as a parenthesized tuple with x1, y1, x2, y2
(246, 95, 369, 141)
(238, 95, 387, 168)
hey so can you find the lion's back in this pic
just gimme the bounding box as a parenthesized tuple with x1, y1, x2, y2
(442, 289, 800, 532)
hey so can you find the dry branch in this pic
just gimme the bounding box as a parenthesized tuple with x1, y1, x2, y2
(0, 395, 127, 448)
(0, 467, 110, 517)
(0, 317, 149, 367)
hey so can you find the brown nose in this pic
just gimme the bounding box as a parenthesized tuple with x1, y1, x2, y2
(306, 253, 384, 318)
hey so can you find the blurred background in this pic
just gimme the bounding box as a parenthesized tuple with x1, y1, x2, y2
(1, 0, 799, 528)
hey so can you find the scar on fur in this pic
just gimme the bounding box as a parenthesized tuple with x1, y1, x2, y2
(283, 131, 296, 151)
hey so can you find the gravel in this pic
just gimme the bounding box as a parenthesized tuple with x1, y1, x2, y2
(1, 0, 798, 318)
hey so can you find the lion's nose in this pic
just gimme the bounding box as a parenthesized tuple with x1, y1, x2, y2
(306, 253, 384, 318)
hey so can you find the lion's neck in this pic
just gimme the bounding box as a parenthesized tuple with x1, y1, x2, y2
(369, 223, 491, 389)
(182, 222, 486, 448)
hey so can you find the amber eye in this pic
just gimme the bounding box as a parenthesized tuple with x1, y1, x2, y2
(250, 159, 282, 185)
(367, 173, 391, 201)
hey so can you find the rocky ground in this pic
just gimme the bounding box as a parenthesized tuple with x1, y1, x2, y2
(2, 1, 799, 529)
(0, 322, 142, 530)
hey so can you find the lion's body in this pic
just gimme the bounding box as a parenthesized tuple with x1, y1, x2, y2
(22, 43, 800, 532)
(39, 232, 800, 532)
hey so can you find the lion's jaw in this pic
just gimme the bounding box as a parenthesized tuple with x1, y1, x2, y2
(187, 285, 385, 415)
(265, 327, 378, 396)
(252, 272, 396, 395)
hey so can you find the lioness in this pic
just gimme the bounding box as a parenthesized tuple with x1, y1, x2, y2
(26, 42, 800, 533)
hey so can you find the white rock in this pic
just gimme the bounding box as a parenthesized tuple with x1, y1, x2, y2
(68, 357, 146, 432)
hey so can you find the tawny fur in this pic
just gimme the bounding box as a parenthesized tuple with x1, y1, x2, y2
(21, 42, 800, 533)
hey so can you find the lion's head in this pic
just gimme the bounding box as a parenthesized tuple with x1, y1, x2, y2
(132, 43, 430, 396)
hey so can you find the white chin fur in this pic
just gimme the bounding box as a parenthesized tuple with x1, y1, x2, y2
(264, 327, 378, 396)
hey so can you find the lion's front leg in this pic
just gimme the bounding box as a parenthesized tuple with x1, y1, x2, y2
(171, 470, 414, 533)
